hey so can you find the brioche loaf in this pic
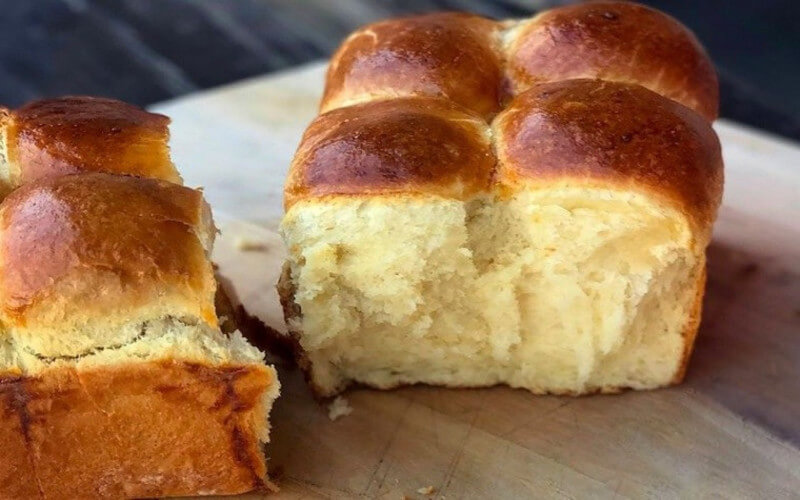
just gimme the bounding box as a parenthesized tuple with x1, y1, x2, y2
(0, 98, 279, 498)
(279, 2, 723, 397)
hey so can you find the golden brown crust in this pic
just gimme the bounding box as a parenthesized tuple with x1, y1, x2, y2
(0, 95, 279, 497)
(285, 98, 494, 210)
(1, 360, 274, 499)
(494, 80, 723, 240)
(322, 13, 503, 117)
(0, 173, 216, 349)
(4, 96, 181, 188)
(506, 2, 718, 120)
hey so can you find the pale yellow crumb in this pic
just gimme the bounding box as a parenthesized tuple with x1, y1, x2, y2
(416, 485, 436, 496)
(282, 191, 699, 395)
(327, 396, 353, 421)
(235, 236, 269, 252)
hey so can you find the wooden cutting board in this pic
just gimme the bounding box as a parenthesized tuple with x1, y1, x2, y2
(154, 63, 800, 499)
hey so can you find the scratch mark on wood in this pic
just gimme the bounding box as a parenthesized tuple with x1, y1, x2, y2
(440, 394, 487, 495)
(612, 478, 623, 499)
(363, 397, 413, 496)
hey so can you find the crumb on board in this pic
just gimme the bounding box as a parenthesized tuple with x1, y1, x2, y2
(416, 486, 436, 496)
(327, 396, 353, 421)
(234, 236, 269, 252)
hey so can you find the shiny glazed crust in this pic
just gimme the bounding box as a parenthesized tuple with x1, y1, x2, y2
(506, 2, 719, 120)
(290, 80, 723, 236)
(0, 173, 216, 333)
(290, 4, 722, 218)
(321, 13, 504, 117)
(321, 3, 718, 120)
(0, 96, 182, 194)
(285, 97, 494, 209)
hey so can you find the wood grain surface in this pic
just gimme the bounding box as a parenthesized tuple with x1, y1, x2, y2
(153, 63, 800, 498)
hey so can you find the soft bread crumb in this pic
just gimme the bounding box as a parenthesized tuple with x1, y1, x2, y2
(235, 236, 269, 252)
(327, 396, 353, 421)
(417, 485, 436, 496)
(281, 190, 701, 396)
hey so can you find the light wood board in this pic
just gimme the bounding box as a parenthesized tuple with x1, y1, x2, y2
(154, 63, 800, 499)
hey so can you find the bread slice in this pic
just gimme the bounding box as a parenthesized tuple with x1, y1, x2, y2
(0, 173, 279, 498)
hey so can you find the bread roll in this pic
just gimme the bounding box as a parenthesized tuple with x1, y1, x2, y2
(321, 13, 503, 117)
(280, 3, 723, 397)
(285, 97, 494, 207)
(0, 107, 279, 496)
(505, 1, 719, 120)
(0, 96, 181, 195)
(0, 173, 216, 359)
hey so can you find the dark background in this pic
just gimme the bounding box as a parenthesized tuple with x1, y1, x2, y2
(1, 0, 798, 140)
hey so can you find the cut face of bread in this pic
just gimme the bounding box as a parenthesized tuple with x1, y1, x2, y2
(474, 190, 702, 391)
(280, 77, 722, 398)
(281, 189, 700, 396)
(0, 173, 279, 498)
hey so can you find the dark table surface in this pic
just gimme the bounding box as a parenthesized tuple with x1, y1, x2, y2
(2, 0, 799, 141)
